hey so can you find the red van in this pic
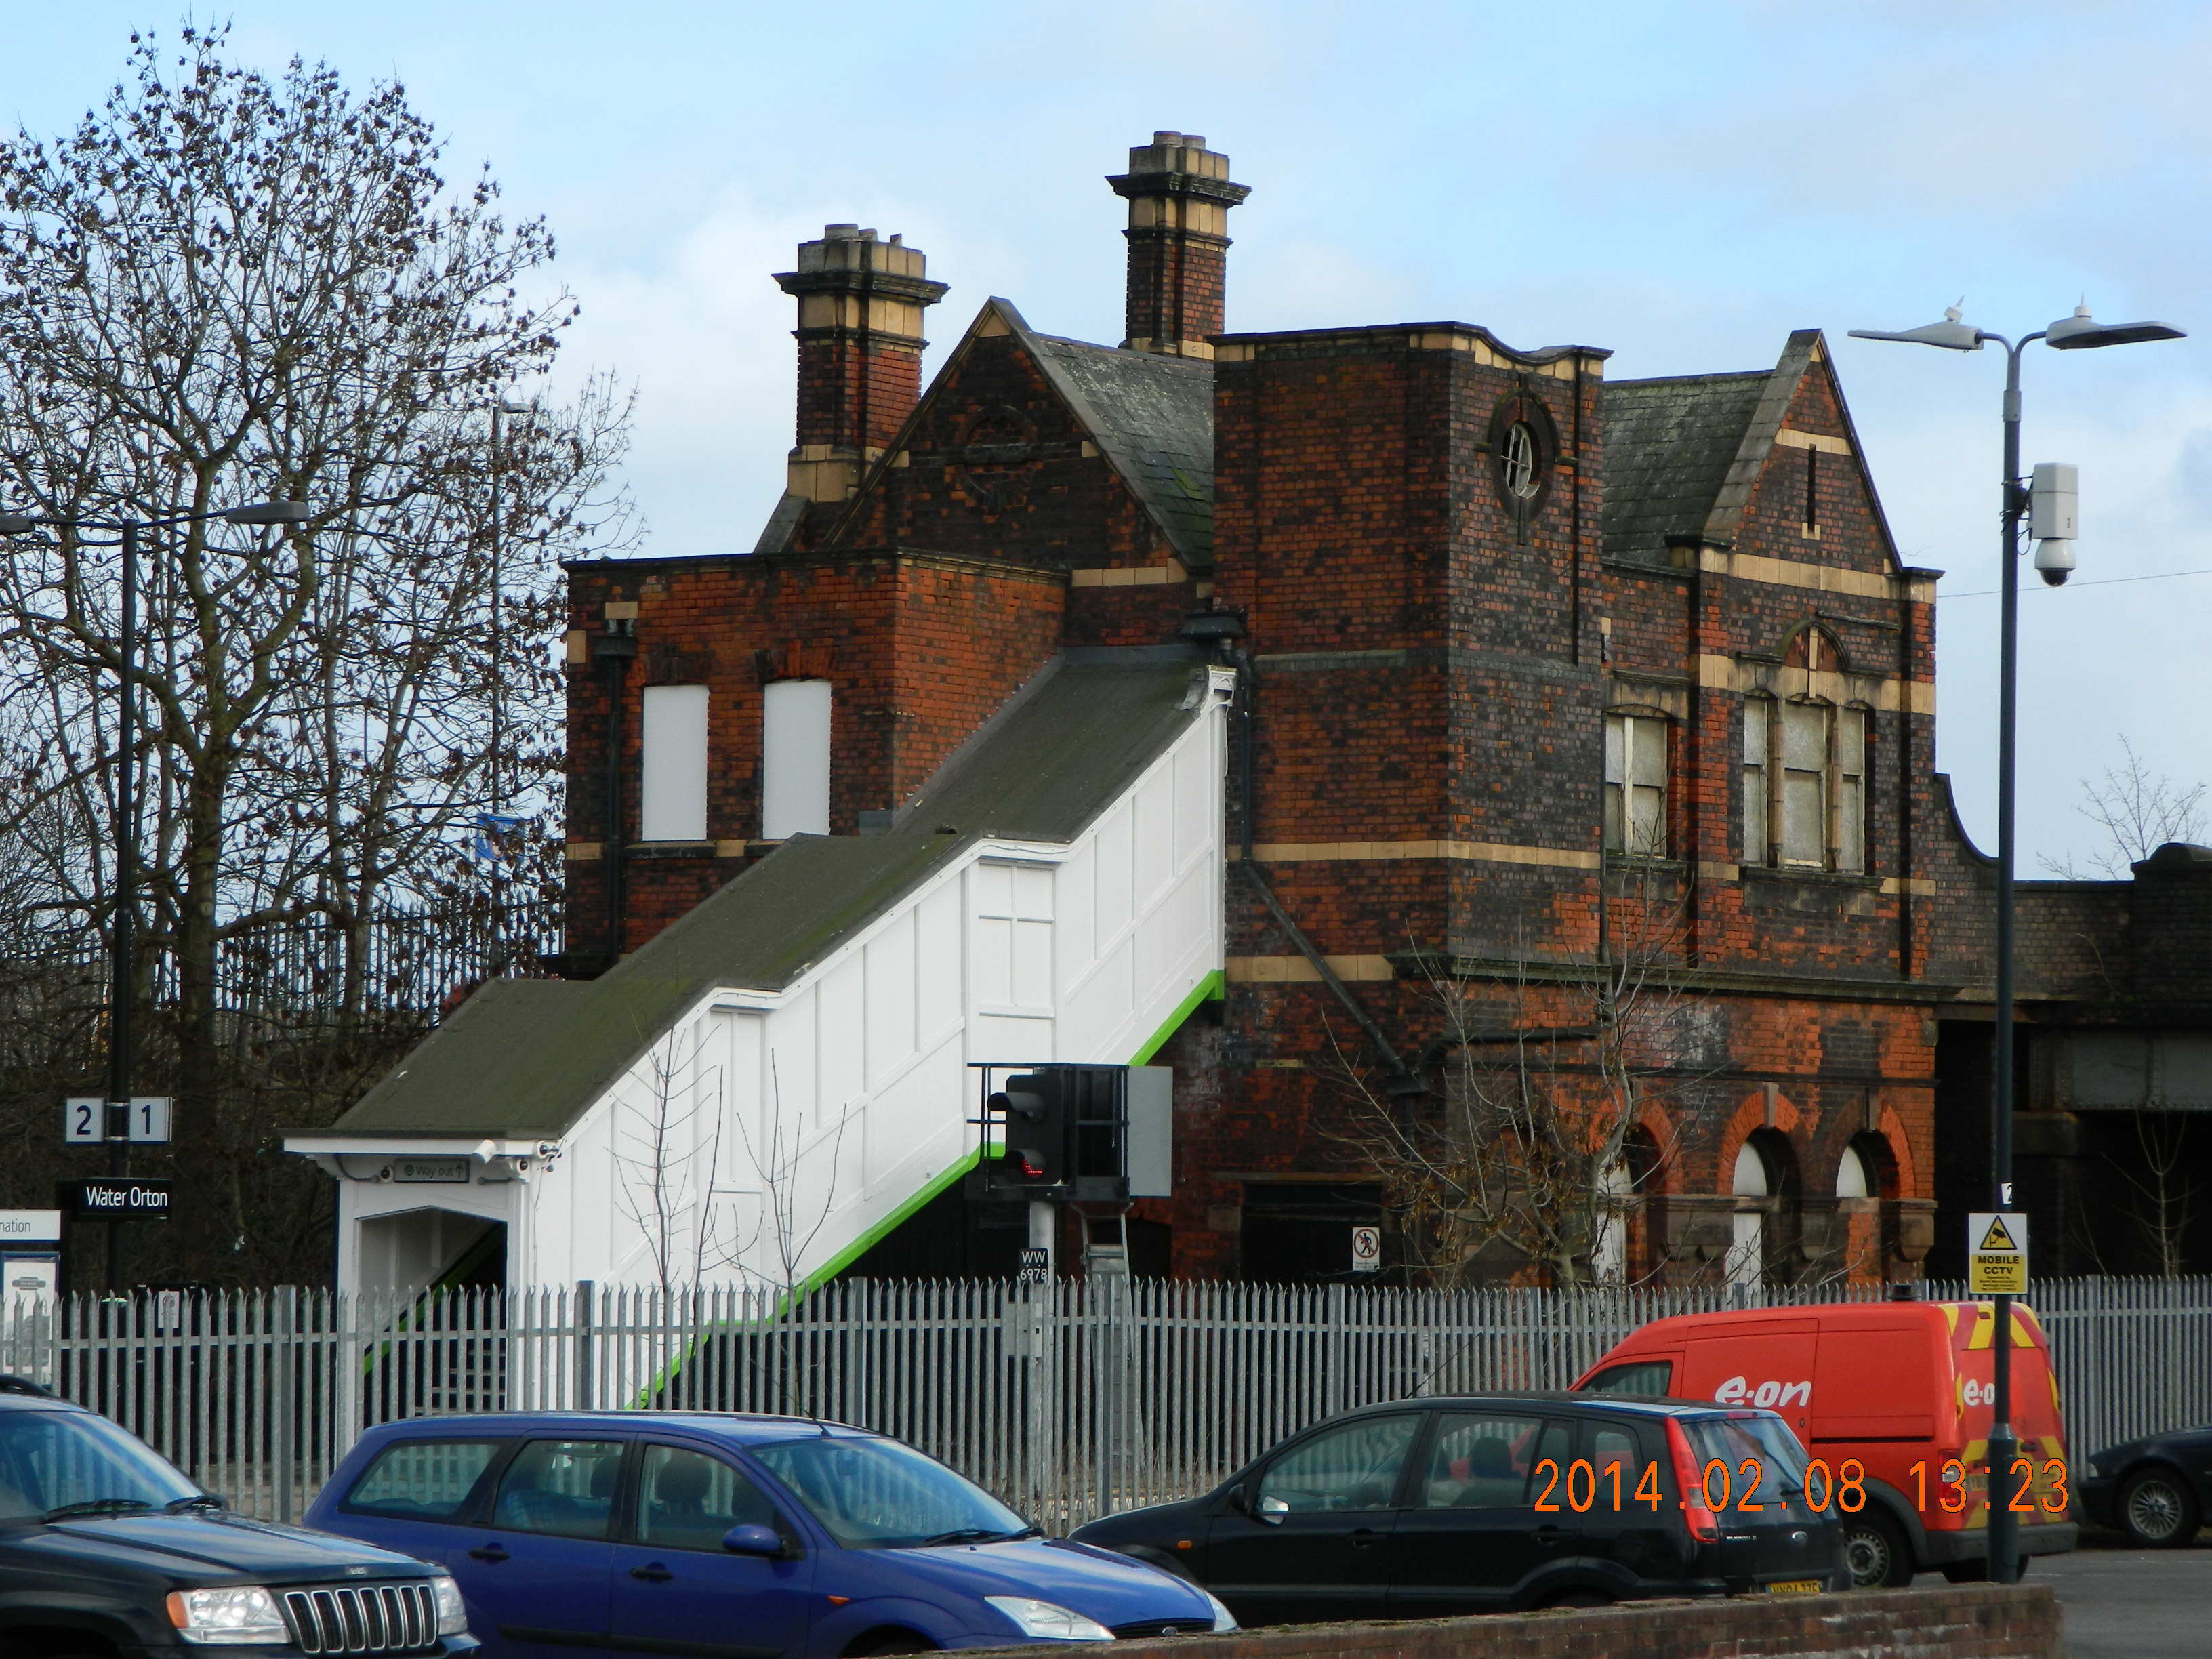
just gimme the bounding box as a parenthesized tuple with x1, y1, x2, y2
(1573, 1300, 2076, 1587)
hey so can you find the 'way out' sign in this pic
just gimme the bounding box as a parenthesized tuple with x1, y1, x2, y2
(1967, 1211, 2028, 1294)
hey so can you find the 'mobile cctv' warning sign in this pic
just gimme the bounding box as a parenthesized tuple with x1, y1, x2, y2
(1967, 1211, 2028, 1294)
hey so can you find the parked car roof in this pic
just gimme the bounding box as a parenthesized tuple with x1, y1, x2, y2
(363, 1409, 884, 1443)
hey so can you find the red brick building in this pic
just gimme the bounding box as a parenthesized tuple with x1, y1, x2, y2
(302, 131, 2212, 1293)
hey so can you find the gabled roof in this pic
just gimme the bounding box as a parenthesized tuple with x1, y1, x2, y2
(1603, 329, 1839, 561)
(1600, 370, 1771, 560)
(325, 647, 1208, 1141)
(1006, 306, 1217, 569)
(803, 298, 1216, 569)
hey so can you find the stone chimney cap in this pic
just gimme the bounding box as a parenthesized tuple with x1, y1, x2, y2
(821, 224, 881, 242)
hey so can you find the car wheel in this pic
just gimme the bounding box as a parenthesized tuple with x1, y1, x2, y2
(855, 1637, 935, 1656)
(2118, 1467, 2202, 1548)
(1842, 1511, 1914, 1589)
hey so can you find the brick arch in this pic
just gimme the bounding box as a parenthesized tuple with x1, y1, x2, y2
(1631, 1097, 1680, 1193)
(1873, 1104, 1920, 1198)
(1781, 621, 1848, 674)
(1716, 1088, 1803, 1192)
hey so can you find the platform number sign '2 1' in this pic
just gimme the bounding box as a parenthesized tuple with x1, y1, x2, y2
(62, 1097, 172, 1145)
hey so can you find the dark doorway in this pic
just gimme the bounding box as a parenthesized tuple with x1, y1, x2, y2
(1238, 1183, 1389, 1284)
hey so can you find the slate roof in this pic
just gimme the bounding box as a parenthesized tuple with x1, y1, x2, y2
(1007, 307, 1218, 570)
(1601, 329, 1822, 560)
(325, 647, 1208, 1141)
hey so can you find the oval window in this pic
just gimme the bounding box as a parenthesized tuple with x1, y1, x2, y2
(1500, 421, 1539, 499)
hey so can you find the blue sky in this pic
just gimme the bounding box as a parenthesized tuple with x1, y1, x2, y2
(12, 2, 2212, 871)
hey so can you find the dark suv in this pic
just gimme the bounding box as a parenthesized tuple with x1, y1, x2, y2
(1071, 1392, 1848, 1620)
(0, 1376, 478, 1657)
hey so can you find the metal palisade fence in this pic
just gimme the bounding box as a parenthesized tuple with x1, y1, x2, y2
(0, 1274, 2205, 1529)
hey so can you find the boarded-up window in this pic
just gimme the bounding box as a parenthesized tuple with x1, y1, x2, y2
(1780, 701, 1828, 867)
(1836, 706, 1867, 872)
(1743, 697, 1770, 864)
(1603, 713, 1668, 857)
(762, 679, 832, 840)
(640, 684, 710, 842)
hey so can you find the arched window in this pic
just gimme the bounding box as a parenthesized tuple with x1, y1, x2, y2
(1728, 1129, 1802, 1289)
(761, 679, 832, 839)
(640, 684, 710, 842)
(1835, 1142, 1874, 1200)
(1728, 1141, 1769, 1288)
(1593, 1158, 1633, 1285)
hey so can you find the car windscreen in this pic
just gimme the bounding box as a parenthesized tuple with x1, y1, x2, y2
(1683, 1413, 1810, 1498)
(750, 1435, 1031, 1550)
(0, 1408, 202, 1521)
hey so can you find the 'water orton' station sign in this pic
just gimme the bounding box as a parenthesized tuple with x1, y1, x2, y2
(60, 1178, 173, 1220)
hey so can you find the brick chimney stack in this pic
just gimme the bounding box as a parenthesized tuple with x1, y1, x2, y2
(773, 225, 949, 504)
(1107, 132, 1250, 359)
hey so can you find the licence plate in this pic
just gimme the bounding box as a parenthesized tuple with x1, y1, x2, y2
(1767, 1579, 1824, 1595)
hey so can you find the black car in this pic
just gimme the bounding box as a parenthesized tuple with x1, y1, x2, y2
(0, 1375, 478, 1656)
(2081, 1427, 2212, 1547)
(1071, 1392, 1847, 1621)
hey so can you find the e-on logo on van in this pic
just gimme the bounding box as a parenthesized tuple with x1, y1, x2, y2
(1712, 1374, 1812, 1410)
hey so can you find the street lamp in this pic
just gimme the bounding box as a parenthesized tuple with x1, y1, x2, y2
(0, 497, 312, 1292)
(1849, 301, 2183, 1584)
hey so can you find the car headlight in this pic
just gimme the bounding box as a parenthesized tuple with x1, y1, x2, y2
(431, 1574, 469, 1637)
(1204, 1590, 1238, 1633)
(984, 1596, 1114, 1641)
(166, 1586, 289, 1645)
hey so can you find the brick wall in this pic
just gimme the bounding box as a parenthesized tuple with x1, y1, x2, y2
(959, 1586, 2060, 1659)
(562, 548, 1063, 960)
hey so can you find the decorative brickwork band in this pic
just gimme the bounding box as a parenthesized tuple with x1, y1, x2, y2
(1108, 132, 1249, 359)
(774, 225, 948, 501)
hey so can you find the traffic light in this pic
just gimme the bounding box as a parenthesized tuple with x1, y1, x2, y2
(987, 1073, 1072, 1190)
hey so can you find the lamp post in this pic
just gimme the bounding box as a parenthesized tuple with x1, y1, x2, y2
(487, 401, 531, 977)
(1849, 302, 2183, 1583)
(0, 497, 311, 1292)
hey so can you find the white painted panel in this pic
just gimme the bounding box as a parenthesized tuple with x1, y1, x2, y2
(1010, 920, 1053, 1008)
(1173, 733, 1211, 869)
(972, 861, 1013, 916)
(771, 985, 819, 1134)
(1010, 865, 1054, 921)
(640, 684, 710, 842)
(916, 882, 964, 1042)
(973, 916, 1015, 1007)
(1096, 802, 1134, 939)
(762, 679, 832, 839)
(1057, 843, 1097, 977)
(816, 953, 866, 1130)
(975, 1012, 1054, 1064)
(1134, 768, 1175, 906)
(865, 911, 917, 1087)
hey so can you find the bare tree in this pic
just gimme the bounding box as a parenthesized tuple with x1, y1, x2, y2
(0, 26, 634, 1113)
(722, 1055, 853, 1305)
(1323, 874, 1706, 1288)
(612, 1024, 731, 1294)
(2042, 736, 2207, 880)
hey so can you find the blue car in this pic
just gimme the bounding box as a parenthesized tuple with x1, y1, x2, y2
(306, 1412, 1235, 1657)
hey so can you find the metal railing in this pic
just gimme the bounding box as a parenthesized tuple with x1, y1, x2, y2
(0, 897, 563, 1024)
(0, 1274, 2203, 1529)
